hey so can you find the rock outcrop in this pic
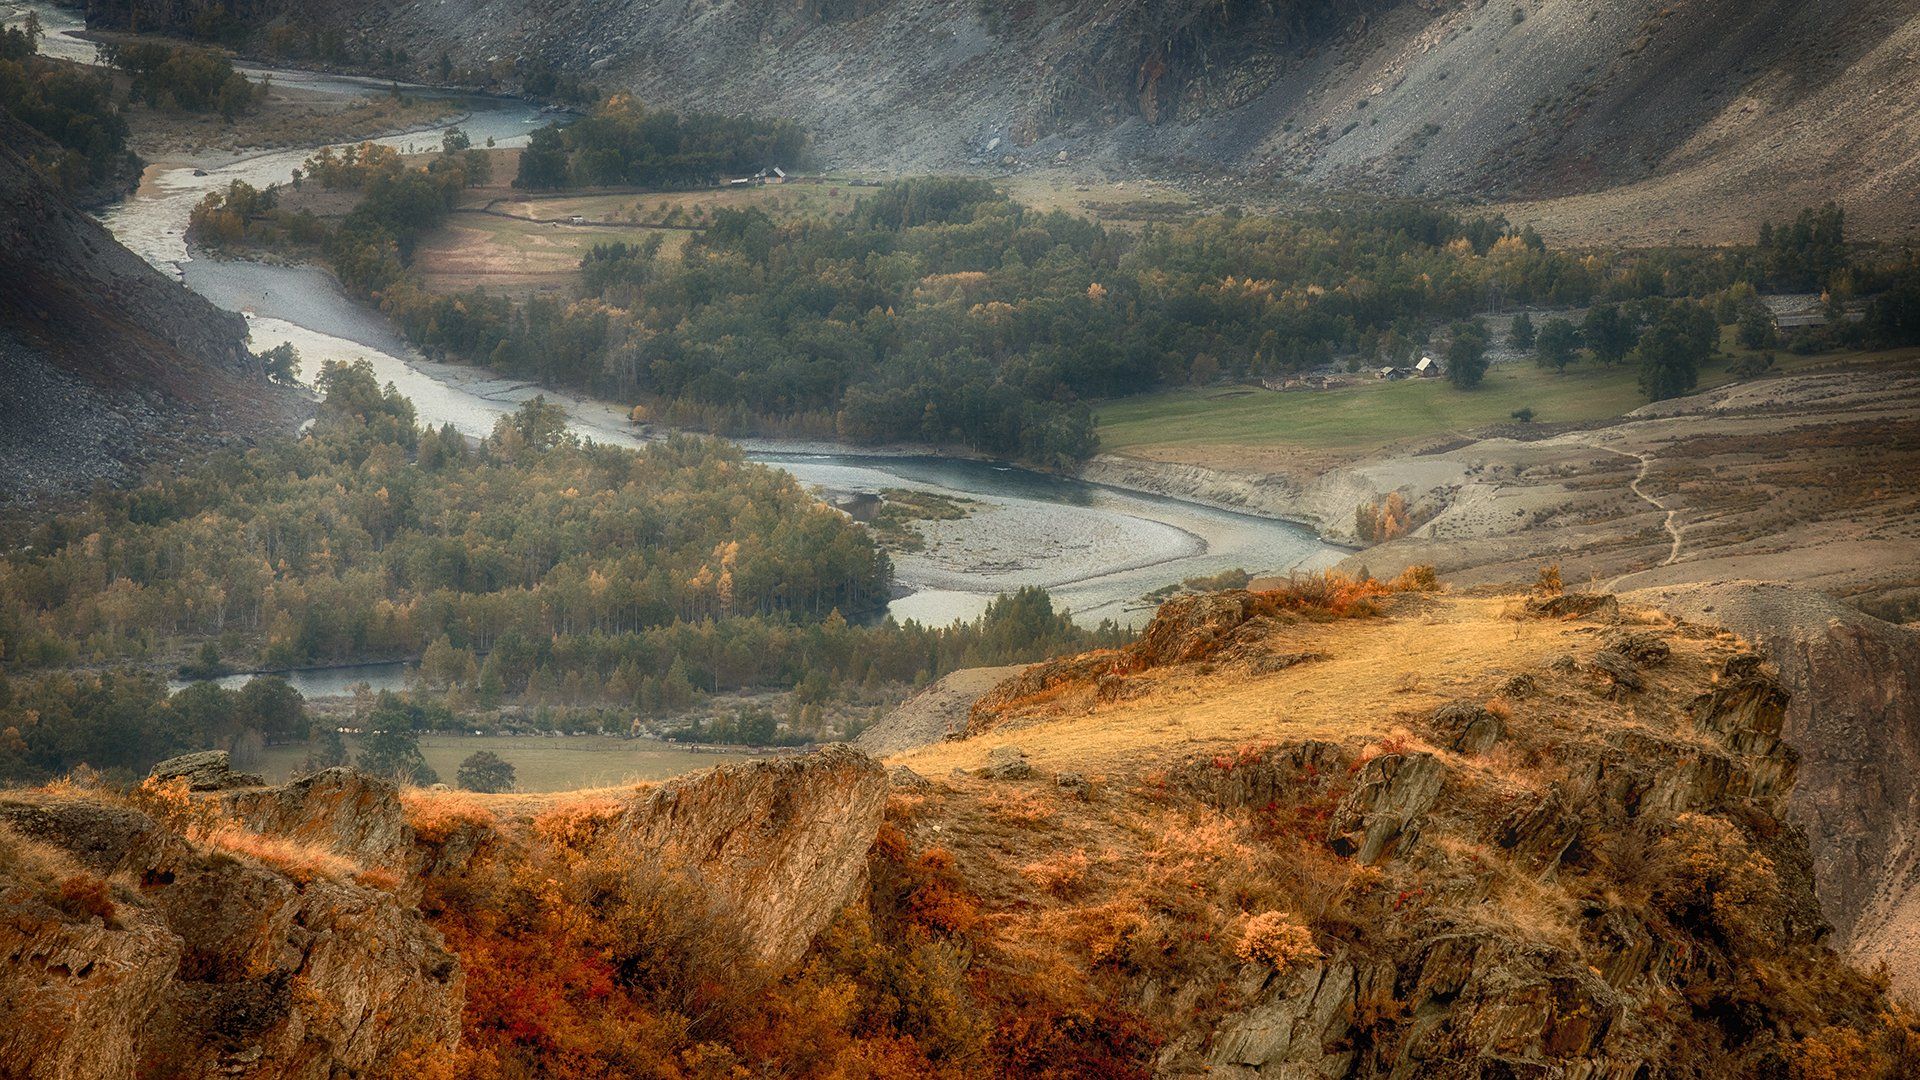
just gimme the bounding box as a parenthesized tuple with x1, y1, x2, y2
(0, 792, 462, 1079)
(590, 745, 889, 971)
(1631, 581, 1920, 994)
(223, 767, 419, 876)
(148, 750, 264, 792)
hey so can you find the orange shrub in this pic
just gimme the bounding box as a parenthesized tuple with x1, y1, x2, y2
(1235, 911, 1321, 971)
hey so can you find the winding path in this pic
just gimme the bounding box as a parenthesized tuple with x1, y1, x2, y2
(1593, 444, 1684, 588)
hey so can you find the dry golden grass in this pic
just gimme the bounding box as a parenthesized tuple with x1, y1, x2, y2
(896, 594, 1698, 779)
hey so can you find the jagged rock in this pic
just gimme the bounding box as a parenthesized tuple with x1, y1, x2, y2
(147, 750, 263, 792)
(222, 767, 417, 875)
(1056, 772, 1091, 799)
(889, 765, 932, 792)
(594, 745, 888, 972)
(1207, 957, 1359, 1077)
(1630, 582, 1920, 990)
(1132, 591, 1278, 667)
(1586, 649, 1645, 696)
(982, 745, 1033, 780)
(0, 799, 178, 874)
(1524, 592, 1619, 621)
(1396, 934, 1621, 1065)
(1328, 752, 1445, 862)
(0, 904, 182, 1080)
(1182, 740, 1346, 809)
(1429, 701, 1504, 755)
(0, 797, 461, 1079)
(1496, 784, 1583, 872)
(1687, 676, 1800, 800)
(1604, 631, 1672, 666)
(1547, 654, 1580, 674)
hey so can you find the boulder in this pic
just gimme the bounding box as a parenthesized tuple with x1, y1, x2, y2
(146, 750, 263, 792)
(982, 745, 1034, 780)
(594, 744, 888, 972)
(1430, 701, 1504, 755)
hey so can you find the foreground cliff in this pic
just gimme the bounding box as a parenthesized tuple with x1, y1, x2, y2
(879, 584, 1920, 1076)
(0, 749, 889, 1078)
(8, 584, 1911, 1077)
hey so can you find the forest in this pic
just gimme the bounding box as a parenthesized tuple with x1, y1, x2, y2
(514, 94, 807, 189)
(0, 363, 1124, 781)
(102, 39, 264, 118)
(190, 100, 1920, 467)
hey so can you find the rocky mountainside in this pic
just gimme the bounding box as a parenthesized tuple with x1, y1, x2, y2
(0, 112, 298, 512)
(13, 586, 1912, 1076)
(877, 587, 1920, 1074)
(0, 748, 887, 1077)
(82, 0, 1920, 239)
(1629, 582, 1920, 996)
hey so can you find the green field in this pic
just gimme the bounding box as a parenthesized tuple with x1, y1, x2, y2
(255, 733, 749, 791)
(1095, 347, 1907, 459)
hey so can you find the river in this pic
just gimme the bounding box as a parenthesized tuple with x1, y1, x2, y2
(10, 0, 1340, 630)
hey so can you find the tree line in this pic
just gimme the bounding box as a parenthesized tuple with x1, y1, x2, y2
(514, 93, 806, 189)
(0, 22, 135, 194)
(192, 107, 1920, 466)
(0, 365, 1124, 779)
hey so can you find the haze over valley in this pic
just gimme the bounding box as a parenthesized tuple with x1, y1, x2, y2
(2, 1, 1919, 1076)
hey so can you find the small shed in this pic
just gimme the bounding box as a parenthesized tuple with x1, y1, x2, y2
(1776, 313, 1829, 330)
(1414, 355, 1442, 378)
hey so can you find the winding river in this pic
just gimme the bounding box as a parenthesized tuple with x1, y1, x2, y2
(10, 1, 1341, 630)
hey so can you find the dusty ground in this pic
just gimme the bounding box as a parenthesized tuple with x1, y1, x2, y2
(1086, 350, 1920, 613)
(853, 665, 1028, 758)
(126, 92, 458, 164)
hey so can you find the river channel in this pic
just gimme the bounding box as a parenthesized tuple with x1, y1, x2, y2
(9, 0, 1341, 631)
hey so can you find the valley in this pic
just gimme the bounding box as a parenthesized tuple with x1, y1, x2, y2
(2, 2, 1920, 1077)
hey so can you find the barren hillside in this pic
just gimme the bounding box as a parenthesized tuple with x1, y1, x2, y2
(85, 0, 1920, 242)
(0, 113, 300, 511)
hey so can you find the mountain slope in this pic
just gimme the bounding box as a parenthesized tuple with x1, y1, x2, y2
(88, 0, 1920, 241)
(0, 113, 296, 510)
